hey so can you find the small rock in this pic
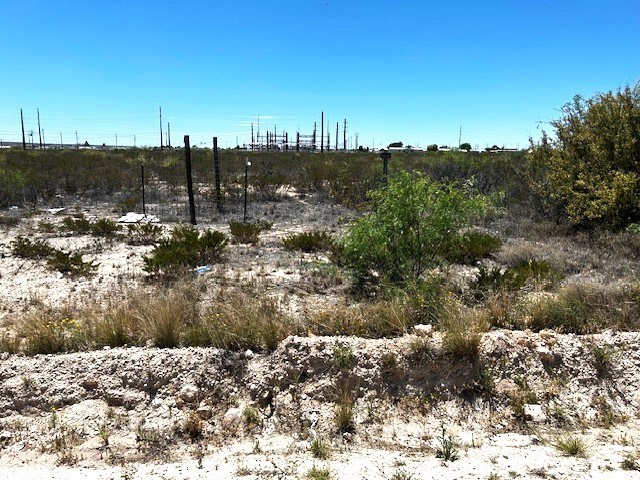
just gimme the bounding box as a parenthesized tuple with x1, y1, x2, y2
(179, 385, 199, 403)
(495, 379, 519, 397)
(535, 346, 560, 365)
(459, 430, 483, 448)
(414, 324, 434, 337)
(222, 407, 243, 429)
(244, 349, 254, 359)
(196, 404, 212, 420)
(81, 376, 99, 390)
(523, 404, 547, 423)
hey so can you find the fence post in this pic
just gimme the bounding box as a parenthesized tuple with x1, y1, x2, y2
(184, 135, 197, 225)
(141, 164, 146, 216)
(243, 157, 251, 222)
(213, 136, 222, 212)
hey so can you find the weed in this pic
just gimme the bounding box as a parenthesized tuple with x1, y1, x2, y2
(38, 220, 56, 232)
(243, 405, 262, 430)
(306, 466, 331, 480)
(435, 426, 459, 461)
(334, 377, 357, 434)
(554, 434, 587, 457)
(440, 307, 484, 361)
(182, 411, 203, 441)
(311, 436, 330, 459)
(98, 422, 110, 447)
(283, 230, 334, 253)
(408, 338, 435, 364)
(442, 230, 502, 264)
(487, 473, 501, 480)
(0, 215, 20, 227)
(21, 375, 35, 390)
(331, 343, 354, 369)
(390, 468, 414, 480)
(621, 451, 640, 471)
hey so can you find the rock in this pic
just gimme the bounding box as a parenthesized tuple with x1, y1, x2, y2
(81, 376, 99, 390)
(244, 349, 254, 359)
(535, 346, 560, 365)
(495, 379, 519, 397)
(523, 404, 547, 423)
(178, 385, 199, 403)
(414, 324, 433, 337)
(222, 407, 243, 429)
(196, 404, 212, 420)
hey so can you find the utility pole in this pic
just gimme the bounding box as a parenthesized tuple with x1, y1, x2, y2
(320, 111, 324, 153)
(29, 130, 34, 149)
(115, 134, 118, 149)
(37, 108, 42, 149)
(459, 125, 462, 148)
(251, 123, 254, 150)
(134, 135, 136, 148)
(335, 122, 339, 151)
(355, 133, 358, 151)
(159, 106, 163, 150)
(20, 108, 26, 150)
(167, 123, 171, 148)
(59, 132, 63, 148)
(343, 119, 347, 150)
(75, 131, 79, 149)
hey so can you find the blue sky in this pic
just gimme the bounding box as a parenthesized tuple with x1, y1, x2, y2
(1, 0, 638, 149)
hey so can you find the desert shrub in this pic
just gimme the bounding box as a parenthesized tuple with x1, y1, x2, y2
(47, 250, 97, 276)
(310, 436, 330, 459)
(61, 214, 92, 234)
(441, 231, 502, 264)
(554, 435, 588, 457)
(342, 171, 496, 288)
(126, 222, 163, 245)
(143, 225, 227, 276)
(0, 214, 20, 227)
(0, 166, 27, 207)
(527, 282, 640, 333)
(283, 230, 334, 252)
(229, 221, 272, 244)
(334, 377, 356, 433)
(527, 82, 640, 230)
(470, 259, 563, 302)
(11, 236, 55, 259)
(87, 302, 138, 348)
(90, 218, 120, 236)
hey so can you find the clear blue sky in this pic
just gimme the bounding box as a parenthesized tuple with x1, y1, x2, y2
(1, 0, 638, 149)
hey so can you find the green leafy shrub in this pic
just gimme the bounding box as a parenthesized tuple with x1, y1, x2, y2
(0, 214, 20, 227)
(342, 171, 495, 288)
(229, 221, 272, 244)
(143, 225, 227, 276)
(528, 82, 640, 230)
(283, 230, 334, 252)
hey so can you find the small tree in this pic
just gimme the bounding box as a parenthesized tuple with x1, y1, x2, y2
(388, 141, 403, 148)
(342, 172, 496, 287)
(529, 82, 640, 229)
(459, 142, 472, 151)
(427, 144, 438, 152)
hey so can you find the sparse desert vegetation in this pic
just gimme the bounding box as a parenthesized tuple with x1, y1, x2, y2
(1, 83, 640, 479)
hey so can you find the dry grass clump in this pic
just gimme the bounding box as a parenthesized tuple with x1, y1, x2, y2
(17, 305, 86, 355)
(307, 298, 415, 338)
(192, 291, 295, 352)
(439, 305, 487, 361)
(553, 434, 588, 457)
(526, 282, 640, 333)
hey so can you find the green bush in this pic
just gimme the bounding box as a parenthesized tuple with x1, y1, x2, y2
(126, 222, 163, 245)
(343, 171, 496, 287)
(229, 221, 272, 244)
(143, 225, 227, 276)
(61, 215, 92, 234)
(441, 231, 502, 264)
(11, 236, 55, 259)
(283, 230, 334, 252)
(47, 250, 98, 276)
(90, 218, 120, 236)
(528, 82, 640, 230)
